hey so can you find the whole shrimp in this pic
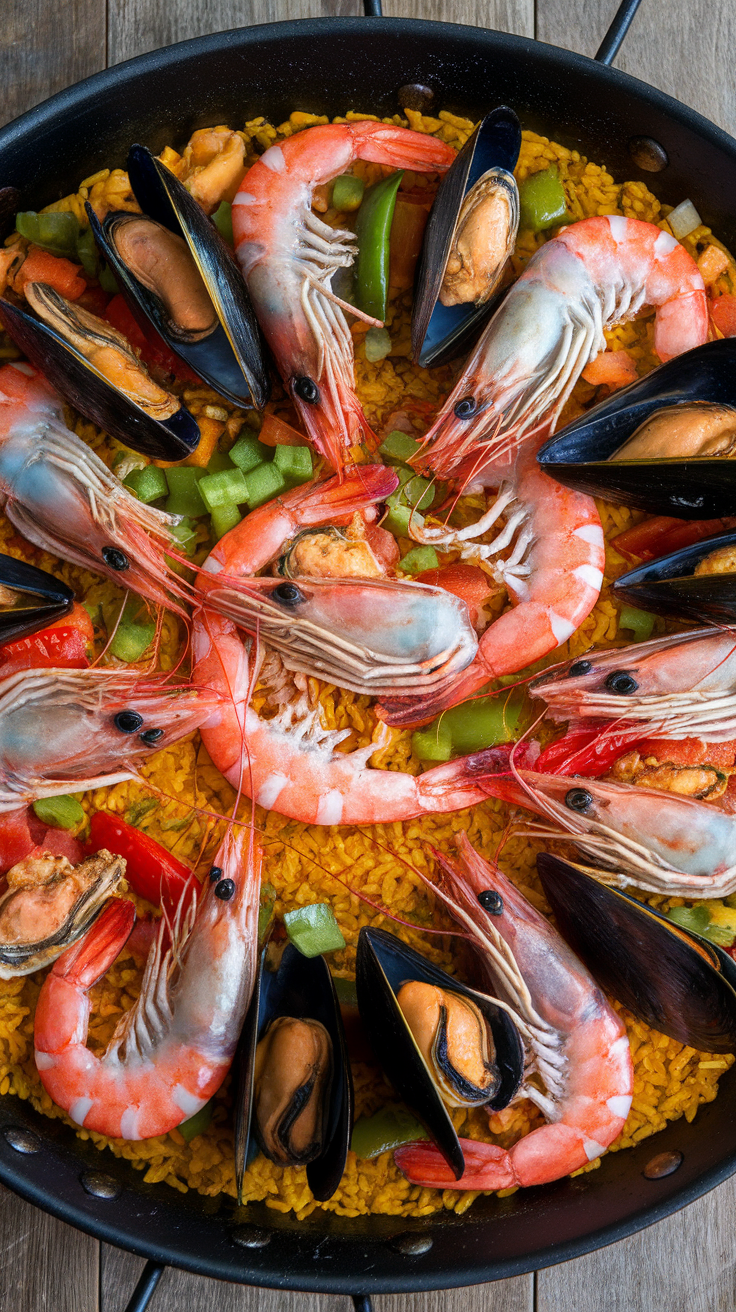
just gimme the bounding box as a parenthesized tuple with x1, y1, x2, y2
(0, 665, 221, 808)
(414, 216, 708, 483)
(0, 362, 189, 612)
(233, 122, 455, 473)
(395, 832, 632, 1189)
(378, 435, 605, 725)
(34, 825, 261, 1138)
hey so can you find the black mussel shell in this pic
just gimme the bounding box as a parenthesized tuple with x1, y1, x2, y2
(96, 145, 269, 410)
(0, 553, 73, 645)
(537, 339, 736, 518)
(234, 943, 352, 1204)
(0, 187, 20, 242)
(0, 297, 199, 461)
(412, 106, 521, 369)
(613, 528, 736, 625)
(356, 927, 524, 1179)
(537, 853, 736, 1053)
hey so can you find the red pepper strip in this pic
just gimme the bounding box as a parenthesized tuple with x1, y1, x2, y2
(103, 294, 202, 385)
(535, 727, 642, 777)
(88, 812, 198, 918)
(612, 515, 736, 563)
(0, 602, 94, 674)
(710, 294, 736, 337)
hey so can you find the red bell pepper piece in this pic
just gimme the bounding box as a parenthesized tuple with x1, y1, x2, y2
(0, 602, 94, 674)
(0, 808, 85, 875)
(88, 811, 198, 918)
(104, 294, 202, 385)
(535, 727, 642, 777)
(612, 514, 736, 563)
(710, 294, 736, 337)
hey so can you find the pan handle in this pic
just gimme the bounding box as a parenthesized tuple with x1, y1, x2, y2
(594, 0, 644, 64)
(363, 0, 384, 15)
(122, 1259, 166, 1312)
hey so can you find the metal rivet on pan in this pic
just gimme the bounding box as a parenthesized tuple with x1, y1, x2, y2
(643, 1150, 683, 1180)
(397, 83, 435, 112)
(80, 1170, 122, 1199)
(3, 1127, 41, 1154)
(231, 1225, 272, 1249)
(390, 1232, 433, 1256)
(628, 136, 668, 172)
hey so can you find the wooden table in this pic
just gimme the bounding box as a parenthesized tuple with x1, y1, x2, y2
(2, 0, 735, 1306)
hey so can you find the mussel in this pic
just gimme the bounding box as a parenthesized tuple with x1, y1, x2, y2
(537, 852, 736, 1052)
(0, 188, 20, 243)
(235, 942, 352, 1203)
(0, 553, 73, 645)
(0, 847, 125, 978)
(613, 527, 736, 625)
(412, 107, 521, 368)
(537, 338, 736, 518)
(355, 927, 524, 1178)
(87, 144, 269, 410)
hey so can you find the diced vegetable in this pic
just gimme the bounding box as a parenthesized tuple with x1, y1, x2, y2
(535, 727, 634, 778)
(519, 166, 567, 233)
(398, 545, 439, 575)
(16, 210, 79, 258)
(33, 794, 85, 830)
(0, 603, 93, 675)
(273, 444, 313, 486)
(355, 170, 404, 320)
(698, 244, 730, 285)
(611, 514, 736, 562)
(444, 688, 527, 755)
(258, 883, 277, 943)
(667, 904, 711, 935)
(412, 718, 453, 762)
(98, 263, 119, 294)
(212, 200, 234, 245)
(75, 226, 98, 278)
(284, 902, 346, 957)
(364, 326, 392, 362)
(331, 174, 365, 212)
(198, 466, 248, 511)
(257, 413, 305, 448)
(123, 464, 168, 504)
(206, 451, 236, 473)
(387, 467, 434, 513)
(350, 1106, 429, 1159)
(184, 415, 224, 469)
(164, 466, 208, 518)
(229, 432, 270, 473)
(107, 599, 156, 663)
(179, 1097, 215, 1142)
(211, 503, 242, 539)
(389, 195, 430, 291)
(668, 199, 702, 240)
(710, 294, 736, 337)
(169, 518, 199, 556)
(581, 350, 637, 390)
(243, 461, 287, 510)
(332, 976, 358, 1006)
(383, 503, 424, 538)
(379, 430, 422, 464)
(15, 246, 86, 300)
(618, 604, 656, 642)
(89, 811, 197, 918)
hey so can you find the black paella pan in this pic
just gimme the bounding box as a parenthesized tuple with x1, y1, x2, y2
(3, 2, 736, 1307)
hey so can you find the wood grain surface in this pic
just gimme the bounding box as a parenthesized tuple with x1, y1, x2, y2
(1, 0, 735, 1307)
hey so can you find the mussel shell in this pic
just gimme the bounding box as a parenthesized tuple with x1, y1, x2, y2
(356, 927, 524, 1179)
(537, 339, 736, 518)
(235, 943, 352, 1204)
(0, 297, 199, 461)
(98, 145, 269, 410)
(412, 106, 521, 369)
(613, 528, 736, 625)
(0, 188, 20, 242)
(537, 852, 736, 1053)
(0, 553, 73, 644)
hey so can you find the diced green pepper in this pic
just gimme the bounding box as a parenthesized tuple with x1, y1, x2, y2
(519, 166, 568, 233)
(667, 904, 711, 935)
(355, 170, 403, 321)
(179, 1097, 215, 1142)
(206, 451, 235, 474)
(273, 444, 313, 487)
(412, 718, 453, 762)
(98, 263, 119, 294)
(16, 210, 80, 258)
(386, 466, 434, 513)
(210, 503, 242, 539)
(703, 922, 736, 947)
(331, 174, 365, 212)
(33, 794, 85, 830)
(212, 201, 234, 246)
(443, 688, 527, 755)
(164, 466, 207, 518)
(399, 545, 439, 575)
(350, 1106, 429, 1160)
(198, 467, 249, 512)
(170, 518, 199, 557)
(229, 432, 270, 473)
(243, 462, 287, 510)
(107, 600, 156, 663)
(379, 430, 422, 464)
(332, 976, 358, 1006)
(383, 503, 423, 539)
(258, 883, 277, 943)
(619, 605, 656, 642)
(284, 903, 346, 957)
(123, 465, 168, 504)
(75, 225, 98, 278)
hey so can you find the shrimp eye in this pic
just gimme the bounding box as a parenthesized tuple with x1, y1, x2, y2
(139, 727, 163, 745)
(272, 582, 305, 607)
(103, 546, 129, 571)
(566, 788, 593, 813)
(478, 889, 503, 915)
(215, 878, 235, 900)
(114, 710, 143, 733)
(454, 396, 477, 419)
(294, 376, 320, 404)
(568, 659, 592, 677)
(605, 670, 638, 695)
(209, 865, 223, 882)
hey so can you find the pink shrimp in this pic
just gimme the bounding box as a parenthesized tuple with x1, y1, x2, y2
(232, 123, 455, 473)
(0, 363, 189, 612)
(414, 215, 708, 482)
(34, 825, 261, 1139)
(378, 436, 605, 725)
(395, 833, 632, 1190)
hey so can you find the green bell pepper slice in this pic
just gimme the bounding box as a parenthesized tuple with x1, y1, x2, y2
(519, 166, 567, 233)
(355, 170, 403, 321)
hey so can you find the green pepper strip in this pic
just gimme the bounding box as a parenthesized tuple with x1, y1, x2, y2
(355, 171, 404, 321)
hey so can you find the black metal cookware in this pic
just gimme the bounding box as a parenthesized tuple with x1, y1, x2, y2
(3, 1, 736, 1307)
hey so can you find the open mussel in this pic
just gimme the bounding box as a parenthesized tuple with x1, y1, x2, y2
(0, 289, 199, 461)
(86, 145, 269, 410)
(613, 527, 736, 625)
(235, 942, 352, 1203)
(537, 852, 736, 1053)
(0, 848, 125, 978)
(412, 107, 521, 368)
(537, 338, 736, 518)
(0, 554, 73, 645)
(356, 927, 523, 1178)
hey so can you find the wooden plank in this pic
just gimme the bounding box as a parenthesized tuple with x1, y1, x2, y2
(0, 1182, 98, 1312)
(0, 0, 106, 128)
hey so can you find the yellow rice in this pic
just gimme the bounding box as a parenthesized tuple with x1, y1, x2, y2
(0, 109, 733, 1220)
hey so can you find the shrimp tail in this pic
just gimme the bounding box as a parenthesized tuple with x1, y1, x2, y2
(285, 463, 399, 524)
(348, 121, 456, 172)
(395, 1138, 516, 1189)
